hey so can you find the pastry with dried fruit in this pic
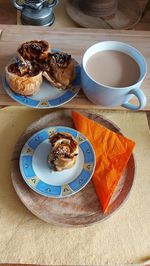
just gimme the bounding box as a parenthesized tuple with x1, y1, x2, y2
(5, 57, 42, 96)
(18, 40, 50, 61)
(42, 52, 76, 89)
(48, 132, 79, 171)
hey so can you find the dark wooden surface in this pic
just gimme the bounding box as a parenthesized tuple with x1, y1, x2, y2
(0, 0, 17, 25)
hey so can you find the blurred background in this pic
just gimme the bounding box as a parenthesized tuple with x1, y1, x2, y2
(0, 0, 150, 30)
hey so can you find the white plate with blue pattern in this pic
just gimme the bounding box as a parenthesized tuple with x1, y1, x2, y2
(19, 126, 96, 198)
(2, 51, 81, 109)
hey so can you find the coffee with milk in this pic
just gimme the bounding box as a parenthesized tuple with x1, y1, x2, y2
(86, 50, 140, 88)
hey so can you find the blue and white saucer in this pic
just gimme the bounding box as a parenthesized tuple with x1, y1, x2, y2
(3, 51, 81, 109)
(19, 126, 96, 198)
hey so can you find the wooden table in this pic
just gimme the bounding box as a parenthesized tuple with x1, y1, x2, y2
(0, 25, 150, 111)
(0, 25, 150, 266)
(0, 25, 7, 38)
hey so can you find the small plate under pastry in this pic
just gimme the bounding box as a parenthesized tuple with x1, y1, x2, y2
(19, 126, 95, 198)
(2, 50, 81, 109)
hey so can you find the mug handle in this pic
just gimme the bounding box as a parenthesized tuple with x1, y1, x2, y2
(121, 89, 147, 111)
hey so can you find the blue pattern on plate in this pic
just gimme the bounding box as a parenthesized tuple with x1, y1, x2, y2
(48, 90, 75, 106)
(21, 156, 35, 178)
(14, 94, 39, 107)
(28, 131, 49, 150)
(79, 141, 95, 163)
(69, 169, 91, 191)
(36, 181, 61, 196)
(72, 64, 81, 86)
(19, 126, 95, 198)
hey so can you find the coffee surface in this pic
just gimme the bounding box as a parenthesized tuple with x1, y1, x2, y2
(86, 50, 140, 87)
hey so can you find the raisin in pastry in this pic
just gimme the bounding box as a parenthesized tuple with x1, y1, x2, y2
(43, 52, 75, 89)
(48, 132, 79, 171)
(5, 57, 42, 96)
(18, 40, 50, 61)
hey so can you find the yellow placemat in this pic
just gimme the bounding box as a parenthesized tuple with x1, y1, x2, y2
(0, 107, 150, 265)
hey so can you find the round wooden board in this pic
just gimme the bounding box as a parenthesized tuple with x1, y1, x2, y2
(65, 0, 142, 30)
(11, 110, 135, 227)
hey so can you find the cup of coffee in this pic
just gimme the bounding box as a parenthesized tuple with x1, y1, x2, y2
(81, 41, 147, 110)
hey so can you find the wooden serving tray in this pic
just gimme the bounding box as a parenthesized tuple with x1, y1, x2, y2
(11, 110, 135, 227)
(0, 27, 150, 110)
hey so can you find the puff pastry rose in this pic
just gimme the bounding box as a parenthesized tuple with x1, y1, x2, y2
(5, 40, 77, 96)
(42, 52, 76, 89)
(5, 58, 42, 96)
(48, 132, 79, 171)
(18, 40, 50, 61)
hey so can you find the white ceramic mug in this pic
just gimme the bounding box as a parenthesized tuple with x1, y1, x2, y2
(81, 41, 147, 110)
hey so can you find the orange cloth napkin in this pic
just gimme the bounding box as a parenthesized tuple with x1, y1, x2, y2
(72, 111, 135, 212)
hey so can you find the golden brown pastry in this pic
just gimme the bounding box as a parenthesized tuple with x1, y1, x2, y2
(42, 52, 76, 89)
(18, 40, 50, 61)
(48, 132, 79, 171)
(6, 41, 76, 96)
(5, 58, 42, 96)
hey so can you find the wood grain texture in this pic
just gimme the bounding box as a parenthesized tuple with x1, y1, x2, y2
(79, 0, 118, 18)
(65, 0, 142, 29)
(0, 27, 150, 110)
(0, 25, 8, 39)
(11, 110, 135, 227)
